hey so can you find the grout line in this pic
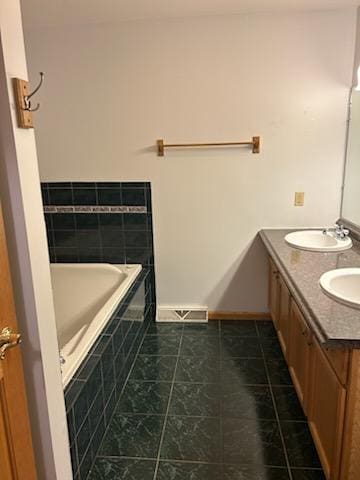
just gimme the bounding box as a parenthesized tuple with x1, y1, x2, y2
(152, 323, 184, 480)
(86, 324, 149, 479)
(255, 321, 294, 480)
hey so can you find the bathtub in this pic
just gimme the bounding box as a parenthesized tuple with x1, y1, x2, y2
(50, 263, 142, 387)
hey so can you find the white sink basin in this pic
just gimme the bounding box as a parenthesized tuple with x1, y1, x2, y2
(284, 230, 352, 252)
(320, 268, 360, 309)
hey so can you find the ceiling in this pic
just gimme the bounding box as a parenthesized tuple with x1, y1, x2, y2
(21, 0, 358, 29)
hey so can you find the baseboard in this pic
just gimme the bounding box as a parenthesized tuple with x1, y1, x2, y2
(208, 311, 271, 320)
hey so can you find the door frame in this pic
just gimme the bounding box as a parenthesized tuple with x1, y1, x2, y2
(0, 1, 72, 478)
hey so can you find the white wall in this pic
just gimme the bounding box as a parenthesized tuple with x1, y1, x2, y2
(0, 1, 72, 478)
(24, 9, 356, 313)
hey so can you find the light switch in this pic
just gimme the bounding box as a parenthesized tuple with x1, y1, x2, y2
(294, 192, 304, 206)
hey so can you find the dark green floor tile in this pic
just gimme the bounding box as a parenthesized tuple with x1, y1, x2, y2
(139, 335, 180, 355)
(221, 320, 258, 337)
(222, 417, 286, 466)
(131, 355, 177, 381)
(291, 469, 326, 480)
(221, 357, 268, 385)
(180, 335, 220, 356)
(117, 380, 172, 414)
(223, 464, 290, 479)
(221, 336, 262, 358)
(175, 357, 220, 383)
(160, 415, 221, 462)
(281, 421, 321, 468)
(256, 320, 277, 338)
(183, 321, 219, 335)
(99, 413, 164, 458)
(169, 383, 221, 417)
(88, 457, 156, 479)
(272, 386, 306, 421)
(266, 357, 292, 385)
(157, 461, 221, 479)
(260, 337, 284, 358)
(222, 384, 276, 419)
(146, 323, 184, 336)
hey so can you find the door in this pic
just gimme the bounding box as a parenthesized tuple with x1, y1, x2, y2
(277, 275, 291, 360)
(289, 299, 312, 415)
(268, 257, 280, 329)
(308, 339, 346, 480)
(0, 207, 37, 479)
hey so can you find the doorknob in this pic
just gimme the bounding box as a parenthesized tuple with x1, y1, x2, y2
(0, 327, 22, 360)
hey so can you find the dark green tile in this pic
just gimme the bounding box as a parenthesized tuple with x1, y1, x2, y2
(88, 457, 156, 479)
(160, 415, 221, 462)
(139, 336, 180, 355)
(99, 413, 164, 458)
(256, 320, 277, 337)
(221, 320, 258, 337)
(223, 464, 290, 479)
(157, 461, 221, 479)
(266, 357, 292, 385)
(117, 380, 172, 414)
(221, 358, 268, 385)
(291, 469, 326, 480)
(221, 336, 262, 358)
(180, 335, 220, 356)
(281, 421, 321, 468)
(175, 357, 220, 383)
(222, 384, 276, 419)
(146, 323, 184, 335)
(183, 321, 219, 335)
(272, 386, 306, 421)
(131, 355, 177, 381)
(169, 383, 221, 417)
(260, 337, 284, 358)
(222, 417, 286, 466)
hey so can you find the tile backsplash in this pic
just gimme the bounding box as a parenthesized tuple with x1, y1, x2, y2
(41, 181, 156, 314)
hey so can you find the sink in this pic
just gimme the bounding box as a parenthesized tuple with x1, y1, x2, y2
(320, 268, 360, 309)
(284, 230, 352, 252)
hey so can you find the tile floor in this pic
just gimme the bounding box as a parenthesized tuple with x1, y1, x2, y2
(87, 320, 326, 480)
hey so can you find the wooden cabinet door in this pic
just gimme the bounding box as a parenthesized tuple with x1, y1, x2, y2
(308, 340, 346, 480)
(277, 275, 291, 360)
(268, 257, 280, 329)
(0, 208, 37, 479)
(289, 300, 312, 414)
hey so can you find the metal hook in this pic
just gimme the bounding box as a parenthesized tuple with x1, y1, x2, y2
(23, 72, 44, 112)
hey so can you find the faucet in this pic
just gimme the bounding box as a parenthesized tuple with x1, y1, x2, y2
(322, 223, 350, 240)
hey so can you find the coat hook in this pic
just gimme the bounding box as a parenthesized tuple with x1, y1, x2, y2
(23, 72, 44, 112)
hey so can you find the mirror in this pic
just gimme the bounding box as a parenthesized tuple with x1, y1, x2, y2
(342, 89, 360, 227)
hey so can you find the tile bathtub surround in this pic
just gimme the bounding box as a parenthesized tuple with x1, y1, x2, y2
(64, 269, 152, 480)
(87, 320, 325, 480)
(41, 181, 156, 314)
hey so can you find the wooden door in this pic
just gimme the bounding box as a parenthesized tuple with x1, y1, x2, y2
(277, 275, 291, 360)
(308, 340, 346, 480)
(289, 299, 312, 415)
(0, 207, 37, 479)
(268, 257, 280, 329)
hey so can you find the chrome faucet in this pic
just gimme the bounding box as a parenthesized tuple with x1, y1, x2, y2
(322, 224, 350, 240)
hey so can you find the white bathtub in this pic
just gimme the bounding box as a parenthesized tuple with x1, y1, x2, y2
(50, 263, 142, 387)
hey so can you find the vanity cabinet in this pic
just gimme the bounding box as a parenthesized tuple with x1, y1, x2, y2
(267, 255, 360, 480)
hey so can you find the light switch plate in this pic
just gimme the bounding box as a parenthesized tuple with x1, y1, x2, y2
(294, 192, 304, 206)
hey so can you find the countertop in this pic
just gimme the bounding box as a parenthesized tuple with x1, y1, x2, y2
(260, 229, 360, 349)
